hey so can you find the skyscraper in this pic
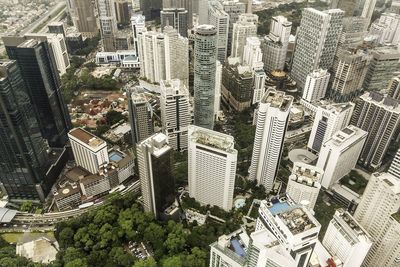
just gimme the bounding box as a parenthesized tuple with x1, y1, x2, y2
(249, 89, 293, 192)
(127, 89, 154, 144)
(0, 61, 50, 201)
(162, 0, 193, 27)
(290, 8, 344, 88)
(160, 79, 192, 151)
(252, 69, 266, 104)
(389, 146, 400, 179)
(353, 172, 400, 266)
(286, 162, 323, 210)
(188, 125, 237, 211)
(137, 133, 175, 219)
(388, 76, 400, 100)
(66, 0, 98, 38)
(302, 69, 330, 103)
(323, 209, 372, 267)
(330, 0, 360, 17)
(160, 8, 188, 37)
(231, 13, 258, 60)
(307, 102, 354, 153)
(208, 1, 230, 63)
(262, 16, 291, 73)
(138, 26, 189, 86)
(97, 0, 118, 51)
(338, 17, 368, 47)
(361, 0, 377, 27)
(369, 13, 400, 45)
(242, 37, 263, 70)
(4, 38, 71, 148)
(114, 0, 130, 24)
(140, 0, 162, 20)
(350, 91, 400, 169)
(193, 25, 217, 129)
(221, 0, 246, 56)
(362, 45, 400, 92)
(131, 14, 145, 56)
(316, 125, 367, 189)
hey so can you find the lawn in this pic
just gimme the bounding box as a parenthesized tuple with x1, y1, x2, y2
(339, 170, 368, 195)
(2, 231, 55, 244)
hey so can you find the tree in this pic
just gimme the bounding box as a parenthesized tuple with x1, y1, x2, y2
(106, 110, 125, 125)
(20, 201, 33, 212)
(184, 247, 207, 267)
(58, 227, 75, 248)
(162, 255, 183, 267)
(164, 222, 188, 254)
(132, 258, 157, 267)
(144, 223, 165, 251)
(65, 259, 88, 267)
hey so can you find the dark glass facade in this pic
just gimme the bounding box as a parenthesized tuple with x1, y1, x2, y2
(0, 61, 50, 200)
(5, 38, 71, 148)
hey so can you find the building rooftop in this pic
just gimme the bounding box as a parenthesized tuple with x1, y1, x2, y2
(0, 208, 17, 223)
(321, 102, 354, 115)
(69, 128, 106, 149)
(278, 207, 317, 235)
(392, 211, 400, 224)
(330, 125, 368, 146)
(54, 184, 80, 200)
(140, 133, 172, 158)
(211, 228, 249, 265)
(261, 89, 293, 112)
(290, 162, 323, 185)
(333, 208, 372, 244)
(190, 126, 237, 154)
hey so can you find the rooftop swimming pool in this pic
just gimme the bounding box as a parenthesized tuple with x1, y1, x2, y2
(109, 151, 123, 162)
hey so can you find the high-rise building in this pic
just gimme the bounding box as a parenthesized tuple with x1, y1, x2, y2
(47, 21, 66, 37)
(256, 195, 321, 267)
(138, 26, 189, 86)
(66, 0, 98, 38)
(160, 79, 192, 151)
(208, 1, 230, 63)
(354, 172, 400, 267)
(231, 13, 258, 60)
(162, 0, 193, 27)
(127, 90, 154, 144)
(361, 0, 377, 27)
(4, 38, 71, 148)
(290, 8, 344, 88)
(351, 91, 400, 169)
(389, 146, 400, 179)
(131, 14, 146, 56)
(137, 133, 175, 219)
(188, 125, 237, 211)
(286, 162, 323, 210)
(330, 0, 360, 17)
(307, 102, 354, 153)
(0, 61, 50, 201)
(369, 13, 400, 45)
(161, 8, 188, 37)
(323, 209, 372, 267)
(221, 57, 253, 112)
(390, 0, 400, 13)
(97, 0, 118, 51)
(215, 60, 222, 116)
(330, 48, 371, 102)
(249, 89, 293, 192)
(338, 17, 368, 47)
(68, 128, 109, 174)
(252, 69, 266, 104)
(362, 45, 400, 92)
(221, 0, 246, 57)
(193, 25, 217, 129)
(302, 69, 330, 103)
(262, 16, 291, 73)
(198, 0, 209, 24)
(114, 0, 130, 24)
(317, 125, 367, 189)
(242, 37, 263, 70)
(387, 76, 400, 100)
(140, 0, 162, 20)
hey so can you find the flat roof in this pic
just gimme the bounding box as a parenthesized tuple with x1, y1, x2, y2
(261, 89, 293, 112)
(69, 128, 105, 148)
(277, 207, 316, 235)
(0, 208, 17, 223)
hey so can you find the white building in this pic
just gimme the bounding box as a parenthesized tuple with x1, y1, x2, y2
(354, 172, 400, 267)
(369, 13, 400, 45)
(231, 13, 258, 60)
(97, 0, 118, 51)
(291, 8, 344, 88)
(249, 89, 293, 192)
(389, 147, 400, 179)
(242, 37, 263, 71)
(215, 60, 222, 116)
(252, 69, 266, 104)
(323, 209, 372, 267)
(256, 195, 321, 267)
(286, 162, 323, 210)
(317, 125, 367, 189)
(262, 16, 291, 73)
(361, 0, 377, 27)
(302, 69, 330, 103)
(160, 79, 192, 151)
(68, 128, 109, 174)
(208, 1, 229, 63)
(138, 26, 189, 86)
(131, 13, 145, 56)
(188, 125, 237, 211)
(307, 102, 354, 153)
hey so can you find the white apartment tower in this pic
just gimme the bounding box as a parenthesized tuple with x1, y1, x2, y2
(215, 60, 222, 116)
(369, 13, 400, 45)
(131, 14, 145, 56)
(262, 16, 292, 73)
(97, 0, 118, 51)
(302, 69, 330, 103)
(361, 0, 377, 27)
(252, 69, 267, 104)
(188, 125, 237, 211)
(389, 147, 400, 179)
(231, 13, 258, 60)
(291, 8, 344, 88)
(138, 26, 189, 86)
(323, 209, 372, 267)
(317, 125, 367, 189)
(307, 102, 354, 153)
(354, 172, 400, 267)
(286, 162, 323, 210)
(350, 91, 400, 169)
(208, 1, 230, 63)
(256, 195, 321, 267)
(388, 76, 400, 100)
(160, 79, 192, 151)
(68, 128, 109, 174)
(242, 37, 263, 70)
(221, 0, 246, 56)
(249, 89, 293, 192)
